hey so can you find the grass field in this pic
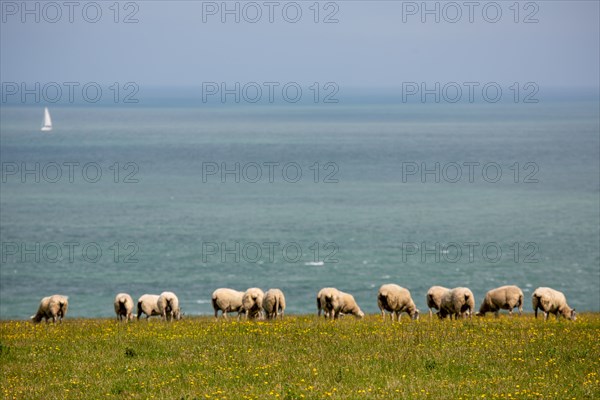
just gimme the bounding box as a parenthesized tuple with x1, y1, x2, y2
(1, 314, 599, 399)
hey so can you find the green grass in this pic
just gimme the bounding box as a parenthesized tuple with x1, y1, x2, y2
(1, 314, 599, 399)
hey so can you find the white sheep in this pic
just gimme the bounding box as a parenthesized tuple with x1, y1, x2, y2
(137, 294, 161, 320)
(157, 291, 181, 321)
(318, 288, 364, 319)
(242, 288, 265, 320)
(263, 289, 286, 320)
(212, 288, 245, 319)
(426, 286, 450, 317)
(438, 287, 475, 320)
(532, 287, 576, 321)
(377, 284, 419, 321)
(476, 285, 524, 317)
(316, 287, 340, 318)
(114, 293, 134, 322)
(31, 294, 69, 323)
(334, 290, 365, 319)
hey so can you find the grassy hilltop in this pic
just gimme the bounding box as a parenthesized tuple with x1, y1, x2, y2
(1, 314, 599, 399)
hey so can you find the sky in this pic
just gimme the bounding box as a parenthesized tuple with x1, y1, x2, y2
(1, 1, 599, 97)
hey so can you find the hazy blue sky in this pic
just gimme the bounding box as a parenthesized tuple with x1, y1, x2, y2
(1, 1, 599, 92)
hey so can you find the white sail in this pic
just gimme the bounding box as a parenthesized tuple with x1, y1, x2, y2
(41, 107, 52, 131)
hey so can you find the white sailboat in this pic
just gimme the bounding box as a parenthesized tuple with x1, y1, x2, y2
(41, 107, 52, 132)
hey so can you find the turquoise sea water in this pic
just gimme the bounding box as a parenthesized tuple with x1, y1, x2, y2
(1, 101, 599, 318)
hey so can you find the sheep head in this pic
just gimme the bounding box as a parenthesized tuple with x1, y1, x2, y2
(411, 310, 420, 320)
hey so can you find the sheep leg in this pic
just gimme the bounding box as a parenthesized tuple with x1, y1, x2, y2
(317, 297, 322, 317)
(495, 311, 500, 318)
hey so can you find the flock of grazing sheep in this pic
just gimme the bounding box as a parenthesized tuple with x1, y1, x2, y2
(30, 284, 577, 324)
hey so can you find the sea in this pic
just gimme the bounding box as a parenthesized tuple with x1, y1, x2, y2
(1, 96, 599, 318)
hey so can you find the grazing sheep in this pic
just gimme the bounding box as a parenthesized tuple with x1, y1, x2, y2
(377, 284, 419, 321)
(334, 290, 364, 319)
(317, 287, 340, 318)
(318, 288, 364, 319)
(438, 287, 475, 320)
(211, 288, 245, 319)
(31, 295, 69, 323)
(137, 294, 161, 320)
(532, 287, 576, 321)
(476, 285, 524, 317)
(242, 288, 265, 320)
(157, 291, 181, 321)
(426, 286, 450, 317)
(114, 293, 134, 322)
(263, 289, 286, 320)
